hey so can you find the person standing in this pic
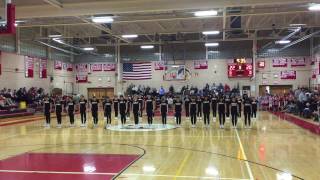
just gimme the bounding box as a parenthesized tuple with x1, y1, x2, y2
(145, 95, 154, 126)
(132, 96, 140, 126)
(189, 97, 197, 128)
(119, 95, 127, 126)
(225, 95, 231, 119)
(126, 95, 132, 120)
(43, 96, 52, 128)
(196, 96, 203, 120)
(160, 97, 168, 126)
(218, 96, 226, 129)
(79, 95, 87, 127)
(237, 96, 242, 117)
(243, 97, 252, 128)
(90, 96, 99, 128)
(174, 96, 182, 127)
(211, 93, 218, 121)
(251, 97, 258, 119)
(138, 94, 144, 118)
(230, 97, 239, 128)
(103, 96, 112, 128)
(67, 96, 75, 127)
(202, 96, 211, 127)
(184, 95, 190, 119)
(113, 96, 119, 119)
(55, 96, 63, 128)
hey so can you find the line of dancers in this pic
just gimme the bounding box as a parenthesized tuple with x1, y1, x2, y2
(43, 94, 258, 129)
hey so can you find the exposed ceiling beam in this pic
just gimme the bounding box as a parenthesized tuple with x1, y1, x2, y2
(43, 0, 63, 8)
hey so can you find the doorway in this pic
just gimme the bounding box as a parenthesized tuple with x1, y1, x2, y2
(259, 85, 293, 96)
(87, 88, 114, 100)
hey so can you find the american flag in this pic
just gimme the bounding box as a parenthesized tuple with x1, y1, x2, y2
(123, 62, 152, 80)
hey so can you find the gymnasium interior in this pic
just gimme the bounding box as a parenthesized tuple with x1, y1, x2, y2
(0, 0, 320, 180)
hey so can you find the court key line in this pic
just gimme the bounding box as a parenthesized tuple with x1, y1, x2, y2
(235, 130, 254, 180)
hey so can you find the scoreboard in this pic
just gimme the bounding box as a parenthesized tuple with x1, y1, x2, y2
(228, 58, 253, 78)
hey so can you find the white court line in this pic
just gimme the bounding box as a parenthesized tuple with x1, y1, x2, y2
(0, 169, 250, 180)
(235, 130, 254, 180)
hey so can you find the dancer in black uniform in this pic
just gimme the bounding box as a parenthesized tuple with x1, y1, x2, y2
(202, 96, 211, 127)
(90, 96, 99, 127)
(79, 95, 87, 127)
(160, 97, 168, 126)
(145, 95, 154, 126)
(196, 96, 202, 120)
(174, 96, 182, 126)
(251, 97, 258, 119)
(113, 96, 119, 119)
(67, 97, 75, 127)
(237, 96, 242, 117)
(184, 95, 190, 119)
(132, 96, 140, 126)
(218, 96, 226, 128)
(103, 96, 112, 127)
(138, 95, 144, 117)
(211, 94, 218, 120)
(189, 97, 197, 128)
(119, 95, 127, 126)
(230, 97, 238, 128)
(43, 96, 52, 128)
(243, 97, 252, 128)
(126, 95, 132, 120)
(225, 95, 231, 118)
(55, 96, 63, 128)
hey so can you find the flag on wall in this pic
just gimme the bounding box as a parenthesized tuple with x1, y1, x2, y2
(272, 58, 287, 67)
(75, 64, 89, 83)
(123, 62, 152, 80)
(280, 70, 296, 79)
(291, 57, 306, 67)
(54, 60, 62, 70)
(103, 63, 116, 71)
(194, 60, 208, 69)
(154, 61, 166, 70)
(39, 59, 47, 79)
(25, 56, 34, 78)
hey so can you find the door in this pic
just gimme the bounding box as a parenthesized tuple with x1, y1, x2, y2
(87, 88, 114, 100)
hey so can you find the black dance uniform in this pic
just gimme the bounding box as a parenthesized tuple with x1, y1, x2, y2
(225, 97, 231, 118)
(251, 100, 258, 118)
(203, 99, 211, 125)
(138, 97, 144, 117)
(160, 100, 168, 125)
(113, 98, 119, 118)
(44, 99, 51, 124)
(218, 99, 226, 125)
(104, 100, 112, 124)
(90, 99, 99, 125)
(67, 100, 75, 125)
(146, 99, 154, 125)
(132, 100, 140, 125)
(184, 97, 190, 117)
(126, 97, 132, 117)
(237, 99, 242, 117)
(231, 101, 238, 127)
(196, 98, 202, 118)
(211, 96, 218, 118)
(79, 99, 87, 124)
(174, 100, 182, 125)
(243, 99, 252, 126)
(190, 101, 197, 125)
(119, 99, 127, 124)
(55, 100, 62, 125)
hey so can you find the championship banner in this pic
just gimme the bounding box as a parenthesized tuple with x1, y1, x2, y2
(272, 58, 287, 67)
(66, 63, 73, 71)
(154, 61, 166, 70)
(280, 70, 296, 79)
(194, 60, 208, 69)
(312, 69, 317, 79)
(39, 59, 47, 79)
(291, 57, 306, 67)
(75, 64, 88, 83)
(91, 63, 103, 72)
(54, 60, 62, 70)
(25, 56, 34, 78)
(103, 63, 116, 71)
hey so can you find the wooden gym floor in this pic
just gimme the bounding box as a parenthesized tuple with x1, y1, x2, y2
(0, 111, 319, 180)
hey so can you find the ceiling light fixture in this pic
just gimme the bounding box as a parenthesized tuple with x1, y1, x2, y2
(141, 45, 154, 49)
(83, 47, 95, 51)
(275, 40, 291, 44)
(202, 31, 220, 35)
(309, 4, 320, 11)
(205, 43, 219, 47)
(49, 34, 62, 38)
(121, 34, 138, 38)
(91, 16, 114, 23)
(194, 10, 218, 17)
